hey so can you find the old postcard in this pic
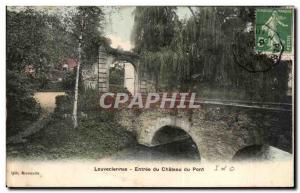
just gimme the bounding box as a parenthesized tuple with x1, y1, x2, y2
(6, 6, 295, 187)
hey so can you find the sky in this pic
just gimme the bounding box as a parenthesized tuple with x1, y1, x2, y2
(103, 7, 135, 51)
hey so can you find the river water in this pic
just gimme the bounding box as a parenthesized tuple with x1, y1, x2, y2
(112, 138, 292, 162)
(112, 138, 201, 161)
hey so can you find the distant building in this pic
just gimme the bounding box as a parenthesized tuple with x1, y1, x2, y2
(47, 58, 78, 83)
(59, 58, 78, 72)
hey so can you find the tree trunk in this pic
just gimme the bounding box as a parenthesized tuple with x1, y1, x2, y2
(72, 33, 82, 129)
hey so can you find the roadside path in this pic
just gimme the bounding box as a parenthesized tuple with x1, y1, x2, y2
(7, 92, 65, 144)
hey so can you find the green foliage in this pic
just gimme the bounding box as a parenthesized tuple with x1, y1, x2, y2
(72, 6, 105, 66)
(133, 7, 291, 101)
(79, 89, 101, 113)
(132, 7, 178, 53)
(6, 9, 48, 135)
(7, 115, 136, 160)
(7, 9, 48, 73)
(54, 94, 73, 116)
(109, 63, 125, 91)
(139, 49, 181, 91)
(7, 8, 76, 77)
(6, 8, 78, 135)
(62, 71, 76, 91)
(54, 89, 105, 117)
(6, 6, 107, 135)
(6, 70, 41, 136)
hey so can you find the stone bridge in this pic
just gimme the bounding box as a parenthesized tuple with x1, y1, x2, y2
(116, 101, 292, 161)
(88, 45, 292, 161)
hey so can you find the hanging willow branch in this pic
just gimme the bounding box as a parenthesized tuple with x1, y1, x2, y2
(188, 6, 199, 25)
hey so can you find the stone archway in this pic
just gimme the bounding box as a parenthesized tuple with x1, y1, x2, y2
(96, 45, 140, 94)
(150, 125, 201, 160)
(136, 116, 201, 160)
(232, 144, 293, 161)
(137, 117, 190, 145)
(232, 144, 267, 161)
(151, 125, 189, 145)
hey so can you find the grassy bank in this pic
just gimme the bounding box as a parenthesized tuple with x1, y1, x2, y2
(7, 116, 136, 160)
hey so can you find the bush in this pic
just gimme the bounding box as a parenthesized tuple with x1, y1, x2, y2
(54, 94, 73, 117)
(6, 70, 41, 136)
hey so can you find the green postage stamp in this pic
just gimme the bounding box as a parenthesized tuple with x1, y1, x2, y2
(255, 8, 293, 54)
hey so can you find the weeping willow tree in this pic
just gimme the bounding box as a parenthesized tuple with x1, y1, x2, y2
(131, 7, 180, 91)
(132, 7, 291, 102)
(132, 7, 177, 52)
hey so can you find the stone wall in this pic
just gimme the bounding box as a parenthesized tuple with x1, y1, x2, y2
(116, 105, 292, 161)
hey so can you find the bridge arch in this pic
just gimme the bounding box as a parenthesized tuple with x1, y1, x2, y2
(151, 125, 201, 160)
(232, 144, 270, 161)
(232, 144, 263, 161)
(137, 116, 202, 160)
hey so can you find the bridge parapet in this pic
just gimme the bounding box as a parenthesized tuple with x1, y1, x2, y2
(116, 103, 291, 161)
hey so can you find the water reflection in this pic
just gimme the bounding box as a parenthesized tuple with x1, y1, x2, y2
(113, 138, 200, 161)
